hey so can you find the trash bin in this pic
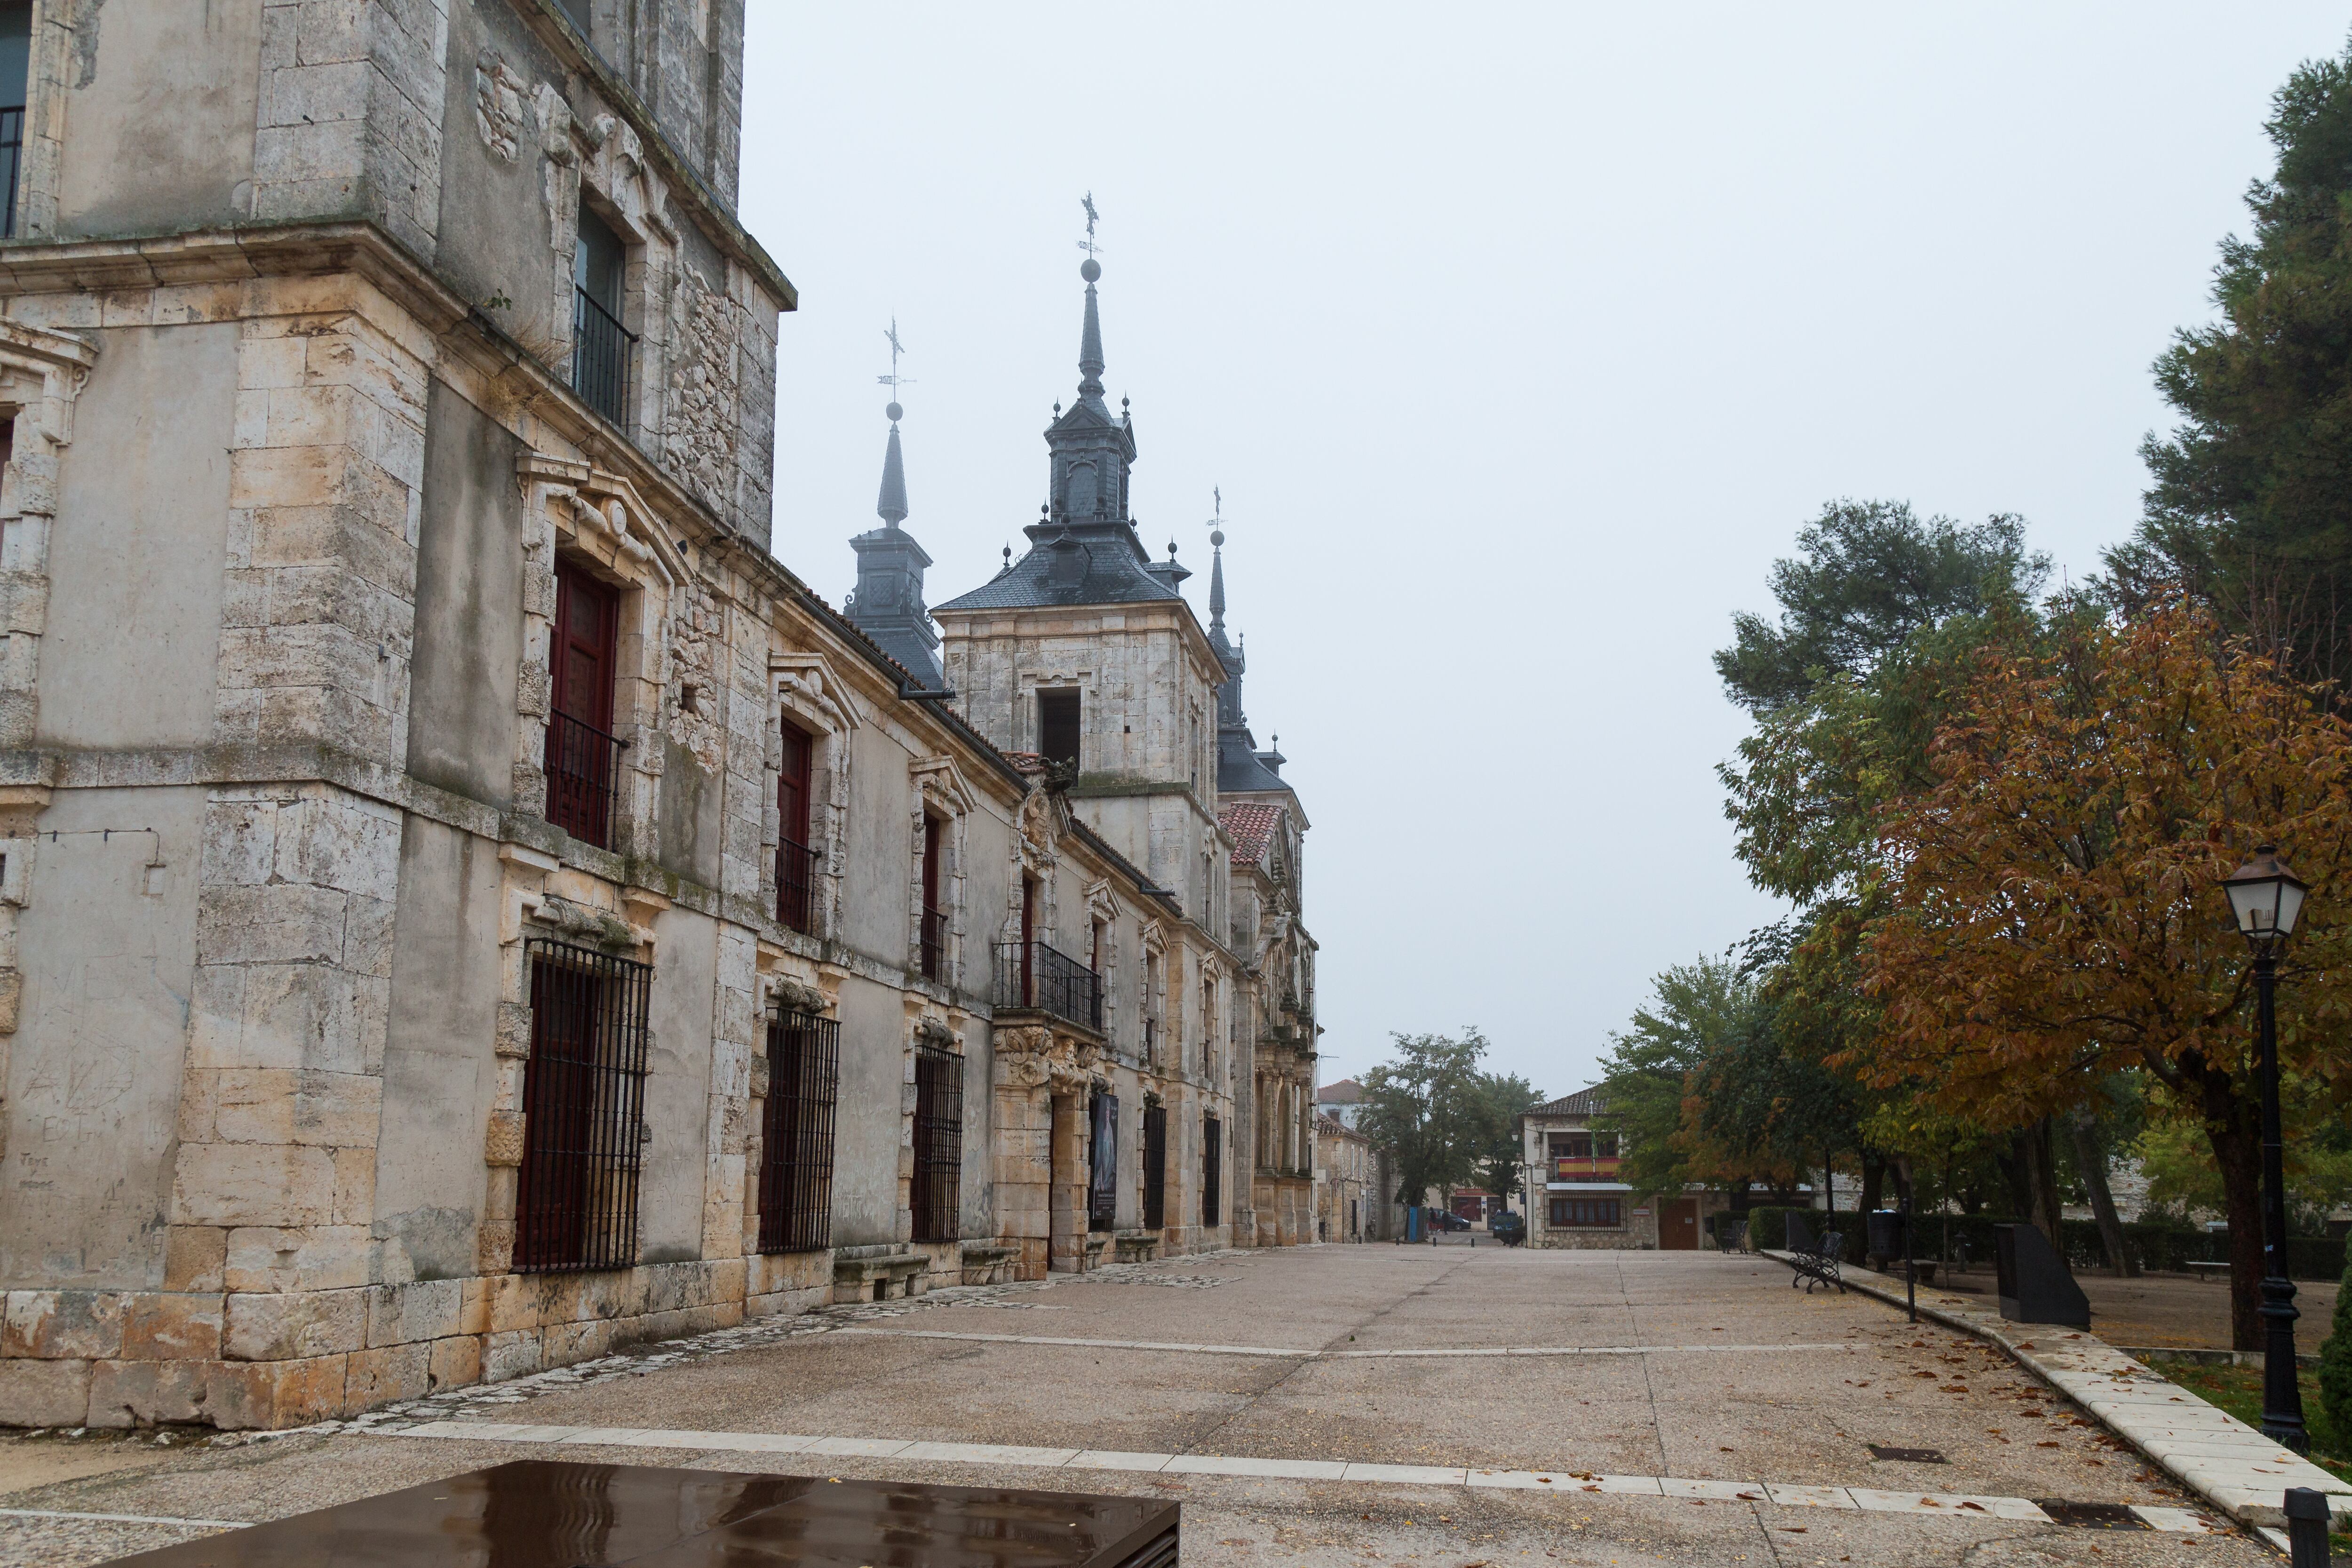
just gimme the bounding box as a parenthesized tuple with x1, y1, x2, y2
(1867, 1209, 1903, 1270)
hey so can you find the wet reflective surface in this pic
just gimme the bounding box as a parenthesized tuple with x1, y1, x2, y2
(103, 1460, 1181, 1568)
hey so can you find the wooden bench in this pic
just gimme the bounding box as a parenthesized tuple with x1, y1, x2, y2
(2185, 1260, 2232, 1282)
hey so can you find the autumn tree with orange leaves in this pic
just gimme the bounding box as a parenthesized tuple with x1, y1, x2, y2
(1862, 600, 2352, 1348)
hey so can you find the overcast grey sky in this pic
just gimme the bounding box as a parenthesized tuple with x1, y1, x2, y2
(739, 4, 2349, 1099)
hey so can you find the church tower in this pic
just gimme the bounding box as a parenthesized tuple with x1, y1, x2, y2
(845, 391, 944, 690)
(933, 252, 1226, 918)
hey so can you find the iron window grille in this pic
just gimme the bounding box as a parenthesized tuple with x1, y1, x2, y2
(1142, 1103, 1168, 1230)
(0, 107, 20, 240)
(911, 1042, 963, 1242)
(1088, 1088, 1119, 1233)
(545, 708, 627, 849)
(515, 939, 653, 1274)
(1549, 1196, 1622, 1228)
(776, 837, 819, 934)
(1202, 1114, 1223, 1229)
(993, 939, 1101, 1032)
(757, 1009, 839, 1254)
(572, 285, 637, 430)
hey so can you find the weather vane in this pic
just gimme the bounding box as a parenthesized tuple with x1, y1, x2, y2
(877, 317, 914, 411)
(1078, 192, 1102, 260)
(1210, 488, 1225, 546)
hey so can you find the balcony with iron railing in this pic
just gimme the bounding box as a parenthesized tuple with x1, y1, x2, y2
(919, 906, 947, 980)
(572, 286, 637, 430)
(544, 709, 628, 849)
(776, 838, 818, 935)
(993, 939, 1102, 1034)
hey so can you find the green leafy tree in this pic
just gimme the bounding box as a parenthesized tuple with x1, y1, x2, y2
(2106, 38, 2352, 692)
(1717, 500, 2047, 718)
(2323, 1249, 2352, 1442)
(1356, 1030, 1496, 1209)
(1467, 1070, 1543, 1202)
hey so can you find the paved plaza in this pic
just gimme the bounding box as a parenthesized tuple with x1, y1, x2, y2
(0, 1246, 2289, 1566)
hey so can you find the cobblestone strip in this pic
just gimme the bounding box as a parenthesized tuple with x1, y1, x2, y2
(352, 1419, 2219, 1532)
(1761, 1250, 2352, 1531)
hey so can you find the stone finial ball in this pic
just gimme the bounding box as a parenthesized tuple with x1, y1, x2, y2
(885, 402, 902, 422)
(1210, 529, 1225, 547)
(1081, 258, 1102, 283)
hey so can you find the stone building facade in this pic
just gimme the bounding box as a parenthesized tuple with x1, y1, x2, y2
(1315, 1113, 1373, 1242)
(0, 0, 1317, 1432)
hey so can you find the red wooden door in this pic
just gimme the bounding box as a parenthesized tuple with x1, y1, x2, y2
(1660, 1197, 1700, 1250)
(1019, 876, 1036, 1004)
(552, 563, 616, 729)
(547, 564, 619, 844)
(776, 722, 814, 930)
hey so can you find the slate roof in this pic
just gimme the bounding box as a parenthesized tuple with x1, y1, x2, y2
(935, 521, 1186, 613)
(1220, 800, 1285, 868)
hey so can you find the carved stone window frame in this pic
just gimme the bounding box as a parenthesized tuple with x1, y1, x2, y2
(1136, 917, 1166, 1072)
(767, 651, 859, 943)
(515, 453, 687, 858)
(907, 754, 976, 989)
(1080, 877, 1118, 1044)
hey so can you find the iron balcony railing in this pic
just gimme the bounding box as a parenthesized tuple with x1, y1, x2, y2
(572, 285, 637, 429)
(545, 708, 627, 849)
(919, 905, 947, 980)
(776, 837, 818, 934)
(993, 939, 1101, 1033)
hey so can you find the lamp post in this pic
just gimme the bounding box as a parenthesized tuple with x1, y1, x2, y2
(2220, 844, 2310, 1454)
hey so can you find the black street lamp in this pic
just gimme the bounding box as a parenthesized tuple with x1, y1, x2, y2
(2220, 844, 2310, 1454)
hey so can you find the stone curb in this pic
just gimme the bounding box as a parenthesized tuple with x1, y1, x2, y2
(1760, 1250, 2352, 1531)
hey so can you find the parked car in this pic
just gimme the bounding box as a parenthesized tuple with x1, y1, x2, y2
(1431, 1210, 1473, 1232)
(1491, 1213, 1527, 1246)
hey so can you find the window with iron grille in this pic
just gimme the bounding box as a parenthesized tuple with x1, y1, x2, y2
(757, 1010, 839, 1254)
(515, 939, 652, 1274)
(911, 1042, 962, 1242)
(1548, 1196, 1622, 1228)
(1142, 1102, 1167, 1230)
(1088, 1087, 1118, 1233)
(1202, 1114, 1223, 1228)
(572, 206, 636, 430)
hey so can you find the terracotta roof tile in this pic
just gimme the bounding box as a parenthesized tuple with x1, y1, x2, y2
(1220, 800, 1285, 868)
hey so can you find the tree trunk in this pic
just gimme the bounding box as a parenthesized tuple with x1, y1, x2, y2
(2018, 1117, 2066, 1258)
(1860, 1151, 1886, 1215)
(2068, 1109, 2136, 1278)
(2193, 1069, 2267, 1353)
(1996, 1136, 2034, 1220)
(1729, 1181, 1752, 1215)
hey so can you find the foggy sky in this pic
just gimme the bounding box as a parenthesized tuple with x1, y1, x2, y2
(739, 4, 2351, 1098)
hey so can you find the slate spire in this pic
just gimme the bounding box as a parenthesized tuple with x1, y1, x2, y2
(846, 387, 942, 688)
(1078, 257, 1107, 404)
(876, 403, 909, 527)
